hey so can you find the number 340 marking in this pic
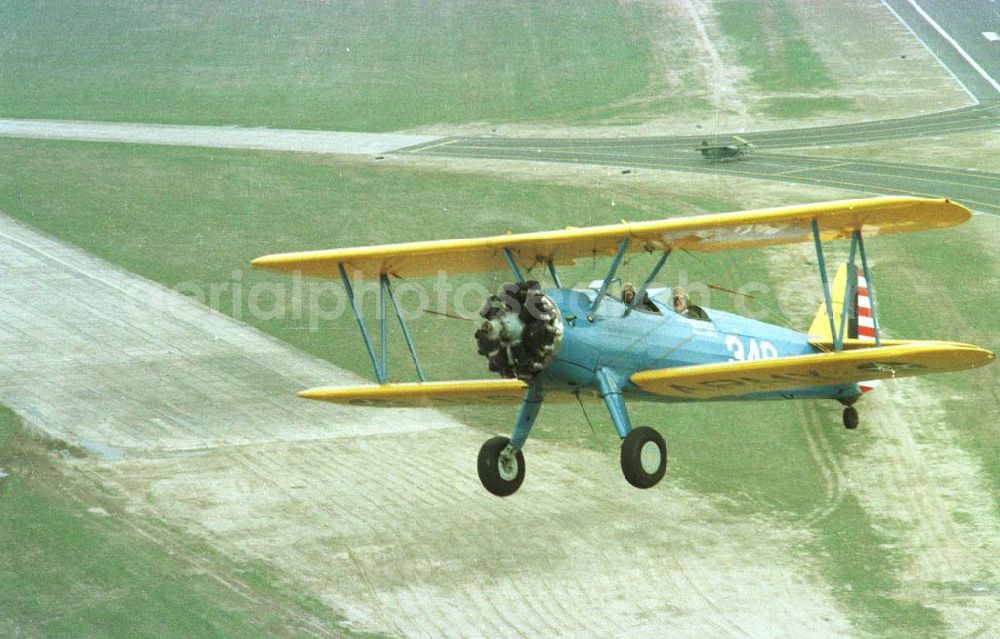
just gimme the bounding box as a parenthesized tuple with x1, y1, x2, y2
(726, 335, 778, 362)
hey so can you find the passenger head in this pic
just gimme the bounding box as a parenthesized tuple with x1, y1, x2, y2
(622, 282, 636, 304)
(673, 286, 689, 313)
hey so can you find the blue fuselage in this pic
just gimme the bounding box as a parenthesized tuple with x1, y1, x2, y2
(538, 288, 860, 402)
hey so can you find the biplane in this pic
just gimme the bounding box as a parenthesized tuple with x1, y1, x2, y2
(252, 197, 994, 496)
(698, 136, 753, 161)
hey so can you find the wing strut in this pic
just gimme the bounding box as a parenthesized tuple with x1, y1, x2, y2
(546, 258, 563, 288)
(591, 238, 631, 312)
(502, 248, 525, 283)
(856, 231, 881, 346)
(339, 263, 384, 383)
(337, 263, 427, 384)
(815, 227, 881, 351)
(382, 274, 427, 381)
(811, 219, 839, 351)
(836, 233, 859, 348)
(625, 248, 672, 317)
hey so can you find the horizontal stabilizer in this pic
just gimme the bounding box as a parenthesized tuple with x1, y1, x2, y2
(252, 197, 970, 279)
(631, 341, 994, 400)
(298, 379, 534, 407)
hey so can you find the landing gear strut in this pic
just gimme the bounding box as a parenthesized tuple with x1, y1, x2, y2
(477, 370, 671, 496)
(598, 368, 668, 490)
(477, 379, 543, 497)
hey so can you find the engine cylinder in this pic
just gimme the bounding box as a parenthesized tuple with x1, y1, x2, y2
(475, 281, 563, 380)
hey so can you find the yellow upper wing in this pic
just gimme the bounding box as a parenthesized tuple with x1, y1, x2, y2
(631, 341, 994, 400)
(252, 197, 970, 279)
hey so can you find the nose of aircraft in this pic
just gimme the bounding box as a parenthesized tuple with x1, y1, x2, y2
(475, 281, 563, 380)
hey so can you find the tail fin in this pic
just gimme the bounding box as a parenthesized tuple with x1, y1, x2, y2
(809, 263, 854, 341)
(808, 263, 880, 393)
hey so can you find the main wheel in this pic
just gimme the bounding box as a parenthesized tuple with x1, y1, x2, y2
(620, 426, 667, 489)
(843, 406, 860, 430)
(477, 436, 525, 497)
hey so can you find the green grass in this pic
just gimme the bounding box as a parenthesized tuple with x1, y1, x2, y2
(716, 0, 841, 94)
(0, 0, 650, 131)
(810, 495, 945, 638)
(0, 137, 983, 637)
(0, 405, 381, 639)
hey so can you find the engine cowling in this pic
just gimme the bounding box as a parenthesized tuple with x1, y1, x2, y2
(475, 281, 563, 380)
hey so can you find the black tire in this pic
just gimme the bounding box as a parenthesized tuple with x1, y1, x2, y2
(843, 406, 860, 430)
(620, 426, 667, 489)
(477, 436, 525, 497)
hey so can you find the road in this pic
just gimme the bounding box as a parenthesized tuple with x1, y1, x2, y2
(404, 129, 1000, 214)
(407, 1, 1000, 215)
(882, 0, 1000, 100)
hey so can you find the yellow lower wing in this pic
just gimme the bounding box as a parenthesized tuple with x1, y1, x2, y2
(298, 379, 531, 407)
(632, 341, 994, 400)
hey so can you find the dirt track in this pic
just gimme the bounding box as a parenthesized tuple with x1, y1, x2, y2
(0, 213, 860, 637)
(763, 243, 1000, 638)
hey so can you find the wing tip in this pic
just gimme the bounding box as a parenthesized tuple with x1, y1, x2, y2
(297, 387, 335, 401)
(250, 253, 291, 272)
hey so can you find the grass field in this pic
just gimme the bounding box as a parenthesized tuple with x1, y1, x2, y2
(1, 137, 995, 637)
(0, 0, 649, 131)
(0, 406, 379, 638)
(0, 0, 969, 134)
(716, 0, 835, 92)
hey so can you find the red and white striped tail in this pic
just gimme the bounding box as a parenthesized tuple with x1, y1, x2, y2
(856, 274, 876, 341)
(855, 273, 879, 393)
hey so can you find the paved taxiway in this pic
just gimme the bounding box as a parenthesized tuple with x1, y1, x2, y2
(408, 1, 999, 215)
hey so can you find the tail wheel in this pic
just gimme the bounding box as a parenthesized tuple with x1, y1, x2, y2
(477, 436, 525, 497)
(843, 406, 860, 430)
(475, 281, 563, 381)
(620, 426, 667, 489)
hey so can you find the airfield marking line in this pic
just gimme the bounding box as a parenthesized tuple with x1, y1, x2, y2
(760, 156, 1000, 194)
(764, 152, 1000, 179)
(791, 162, 1000, 195)
(406, 138, 459, 153)
(905, 0, 1000, 95)
(879, 0, 979, 102)
(772, 161, 855, 176)
(757, 121, 997, 146)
